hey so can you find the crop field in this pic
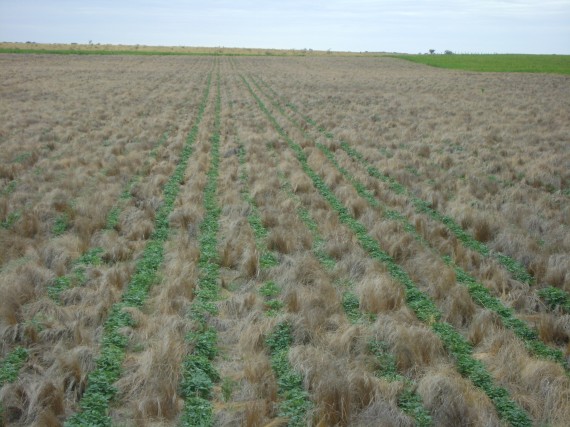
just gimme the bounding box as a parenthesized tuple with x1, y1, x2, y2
(392, 54, 570, 75)
(0, 53, 569, 426)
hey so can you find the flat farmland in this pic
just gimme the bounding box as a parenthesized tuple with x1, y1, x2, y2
(0, 54, 569, 426)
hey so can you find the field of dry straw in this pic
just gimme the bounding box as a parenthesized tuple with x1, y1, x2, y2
(0, 53, 569, 426)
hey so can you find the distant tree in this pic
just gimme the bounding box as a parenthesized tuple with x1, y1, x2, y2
(444, 50, 453, 55)
(429, 49, 435, 54)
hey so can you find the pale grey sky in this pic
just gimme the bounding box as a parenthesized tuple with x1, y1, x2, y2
(1, 0, 569, 53)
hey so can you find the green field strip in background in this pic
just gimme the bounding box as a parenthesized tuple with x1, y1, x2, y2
(390, 54, 570, 75)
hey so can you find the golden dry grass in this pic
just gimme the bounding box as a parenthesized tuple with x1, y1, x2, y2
(1, 53, 569, 426)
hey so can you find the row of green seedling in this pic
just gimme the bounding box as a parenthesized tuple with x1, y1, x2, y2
(237, 133, 311, 424)
(251, 74, 533, 287)
(242, 75, 532, 427)
(248, 76, 568, 372)
(179, 70, 222, 427)
(277, 168, 431, 426)
(266, 321, 312, 427)
(65, 71, 213, 427)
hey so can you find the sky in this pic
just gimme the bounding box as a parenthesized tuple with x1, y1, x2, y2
(1, 0, 569, 54)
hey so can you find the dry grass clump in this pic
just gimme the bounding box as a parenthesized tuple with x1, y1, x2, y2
(356, 276, 405, 314)
(241, 354, 279, 419)
(277, 254, 330, 290)
(544, 254, 570, 291)
(289, 344, 407, 426)
(114, 323, 187, 423)
(219, 219, 252, 270)
(417, 367, 500, 426)
(0, 262, 53, 337)
(372, 315, 446, 376)
(118, 206, 155, 241)
(1, 377, 65, 426)
(468, 312, 570, 424)
(39, 235, 82, 275)
(534, 313, 570, 347)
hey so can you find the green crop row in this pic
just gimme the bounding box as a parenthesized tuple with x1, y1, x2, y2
(65, 71, 213, 427)
(291, 109, 566, 371)
(266, 322, 312, 427)
(52, 212, 70, 236)
(106, 176, 140, 230)
(369, 342, 433, 426)
(1, 210, 20, 229)
(341, 139, 531, 284)
(0, 180, 17, 197)
(106, 127, 170, 230)
(149, 129, 171, 159)
(280, 168, 431, 425)
(179, 71, 222, 427)
(48, 127, 170, 301)
(260, 281, 284, 316)
(242, 75, 531, 426)
(447, 259, 568, 371)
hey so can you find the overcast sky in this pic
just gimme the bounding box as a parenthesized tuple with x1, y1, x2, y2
(1, 0, 569, 54)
